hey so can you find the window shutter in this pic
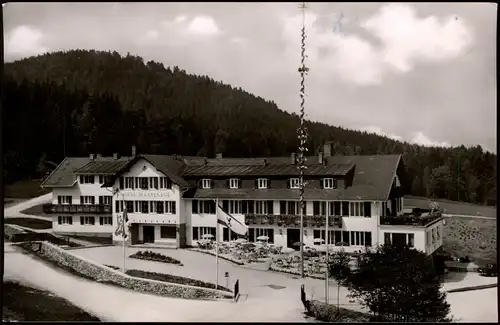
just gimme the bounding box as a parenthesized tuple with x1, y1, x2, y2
(280, 201, 287, 214)
(172, 201, 176, 214)
(238, 179, 242, 189)
(69, 217, 73, 225)
(167, 178, 172, 189)
(58, 216, 62, 224)
(119, 177, 124, 189)
(248, 201, 255, 214)
(192, 200, 198, 213)
(286, 179, 290, 189)
(198, 180, 203, 189)
(100, 217, 103, 225)
(267, 179, 271, 189)
(364, 202, 371, 217)
(255, 179, 258, 189)
(320, 179, 324, 189)
(267, 201, 274, 214)
(210, 180, 214, 189)
(222, 200, 229, 212)
(80, 217, 84, 225)
(313, 201, 320, 215)
(226, 179, 230, 188)
(242, 200, 248, 214)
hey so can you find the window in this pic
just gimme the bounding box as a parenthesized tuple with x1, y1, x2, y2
(408, 233, 415, 247)
(192, 226, 199, 241)
(384, 233, 391, 245)
(436, 226, 441, 240)
(98, 175, 112, 184)
(79, 175, 95, 184)
(250, 228, 274, 244)
(58, 216, 72, 225)
(192, 200, 216, 214)
(80, 196, 95, 205)
(229, 178, 240, 189)
(155, 201, 164, 214)
(432, 228, 436, 244)
(80, 216, 95, 225)
(159, 177, 171, 189)
(165, 201, 177, 214)
(255, 201, 269, 214)
(139, 177, 149, 190)
(125, 177, 135, 189)
(349, 202, 363, 217)
(192, 226, 216, 240)
(333, 201, 341, 215)
(99, 216, 112, 225)
(116, 200, 124, 213)
(323, 178, 337, 189)
(57, 196, 72, 205)
(342, 231, 350, 245)
(125, 201, 134, 213)
(381, 202, 388, 217)
(257, 178, 268, 189)
(160, 226, 176, 239)
(365, 232, 372, 246)
(98, 196, 112, 205)
(289, 178, 300, 189)
(201, 179, 211, 189)
(149, 177, 159, 189)
(228, 200, 243, 214)
(313, 201, 327, 215)
(341, 201, 349, 216)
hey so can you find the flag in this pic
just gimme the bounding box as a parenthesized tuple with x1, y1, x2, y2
(216, 202, 248, 236)
(122, 206, 129, 239)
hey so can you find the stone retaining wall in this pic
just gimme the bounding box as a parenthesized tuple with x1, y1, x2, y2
(35, 241, 233, 300)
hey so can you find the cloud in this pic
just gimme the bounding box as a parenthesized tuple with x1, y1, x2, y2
(411, 131, 451, 147)
(281, 3, 473, 85)
(145, 29, 159, 41)
(4, 25, 48, 61)
(174, 15, 187, 23)
(187, 16, 220, 36)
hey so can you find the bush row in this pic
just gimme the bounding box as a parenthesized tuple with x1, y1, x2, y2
(269, 266, 324, 280)
(129, 251, 183, 266)
(190, 248, 245, 266)
(306, 300, 370, 322)
(4, 224, 26, 239)
(19, 242, 232, 300)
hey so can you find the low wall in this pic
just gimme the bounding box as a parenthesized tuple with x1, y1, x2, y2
(30, 241, 232, 300)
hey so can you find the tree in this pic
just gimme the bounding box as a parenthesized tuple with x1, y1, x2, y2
(328, 249, 351, 311)
(344, 244, 450, 322)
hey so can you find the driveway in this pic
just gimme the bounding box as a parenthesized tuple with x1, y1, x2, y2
(4, 245, 317, 322)
(4, 193, 52, 221)
(71, 246, 366, 312)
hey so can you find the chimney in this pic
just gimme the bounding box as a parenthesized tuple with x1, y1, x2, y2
(131, 145, 137, 157)
(324, 143, 332, 157)
(89, 153, 95, 160)
(216, 153, 223, 159)
(318, 151, 323, 164)
(291, 152, 296, 164)
(96, 154, 102, 159)
(113, 153, 119, 160)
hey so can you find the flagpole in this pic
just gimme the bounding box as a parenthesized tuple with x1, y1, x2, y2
(215, 198, 220, 290)
(325, 200, 329, 304)
(122, 192, 126, 273)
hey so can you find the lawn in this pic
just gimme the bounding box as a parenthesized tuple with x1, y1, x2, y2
(4, 179, 50, 199)
(443, 216, 497, 266)
(2, 281, 100, 321)
(65, 235, 113, 245)
(5, 218, 52, 230)
(405, 196, 496, 218)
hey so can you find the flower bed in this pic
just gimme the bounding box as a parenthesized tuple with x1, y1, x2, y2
(129, 251, 183, 266)
(126, 269, 232, 293)
(191, 248, 245, 266)
(269, 266, 325, 280)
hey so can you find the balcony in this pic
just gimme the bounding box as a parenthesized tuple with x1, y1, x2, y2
(42, 203, 112, 214)
(380, 211, 442, 227)
(244, 214, 342, 228)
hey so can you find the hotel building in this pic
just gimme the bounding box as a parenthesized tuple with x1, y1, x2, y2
(41, 144, 444, 254)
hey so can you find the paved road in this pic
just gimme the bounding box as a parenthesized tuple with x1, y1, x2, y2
(4, 245, 318, 322)
(4, 193, 52, 221)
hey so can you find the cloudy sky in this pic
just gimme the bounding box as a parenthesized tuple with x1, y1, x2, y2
(3, 2, 497, 152)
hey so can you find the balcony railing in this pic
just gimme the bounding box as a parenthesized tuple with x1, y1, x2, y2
(244, 214, 342, 228)
(42, 203, 112, 214)
(380, 211, 442, 227)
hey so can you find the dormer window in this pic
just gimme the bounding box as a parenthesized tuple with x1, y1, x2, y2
(289, 178, 300, 189)
(79, 175, 95, 184)
(257, 178, 268, 189)
(323, 178, 337, 189)
(229, 178, 240, 189)
(201, 179, 212, 189)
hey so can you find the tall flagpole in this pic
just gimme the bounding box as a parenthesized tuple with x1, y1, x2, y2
(325, 200, 329, 304)
(122, 192, 126, 273)
(215, 198, 219, 290)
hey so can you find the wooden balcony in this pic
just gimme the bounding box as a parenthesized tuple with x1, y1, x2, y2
(42, 203, 112, 214)
(244, 214, 342, 228)
(380, 211, 442, 227)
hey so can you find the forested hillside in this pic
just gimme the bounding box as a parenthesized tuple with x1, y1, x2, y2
(3, 50, 496, 205)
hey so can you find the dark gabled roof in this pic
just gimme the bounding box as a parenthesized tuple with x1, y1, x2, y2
(41, 157, 91, 187)
(74, 158, 131, 174)
(182, 163, 354, 177)
(101, 155, 190, 188)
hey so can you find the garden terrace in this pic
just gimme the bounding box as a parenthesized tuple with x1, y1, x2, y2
(42, 203, 112, 214)
(244, 214, 342, 228)
(380, 212, 443, 227)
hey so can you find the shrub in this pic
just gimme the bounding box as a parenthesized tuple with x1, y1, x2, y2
(306, 300, 370, 322)
(129, 250, 183, 266)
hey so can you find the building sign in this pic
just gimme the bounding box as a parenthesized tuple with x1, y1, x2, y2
(129, 216, 177, 224)
(122, 191, 171, 198)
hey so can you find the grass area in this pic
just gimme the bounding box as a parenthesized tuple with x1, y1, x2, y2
(2, 281, 100, 321)
(4, 179, 49, 199)
(405, 196, 496, 218)
(65, 235, 113, 245)
(4, 218, 52, 230)
(126, 269, 232, 292)
(443, 216, 497, 266)
(130, 251, 183, 266)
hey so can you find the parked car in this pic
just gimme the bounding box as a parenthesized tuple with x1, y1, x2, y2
(478, 264, 498, 277)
